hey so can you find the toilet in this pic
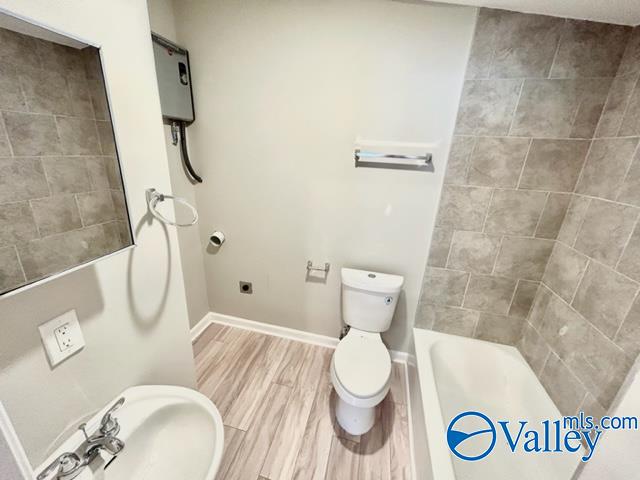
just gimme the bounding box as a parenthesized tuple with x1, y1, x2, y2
(331, 267, 404, 435)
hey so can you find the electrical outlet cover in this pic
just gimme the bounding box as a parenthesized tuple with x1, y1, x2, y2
(38, 310, 85, 367)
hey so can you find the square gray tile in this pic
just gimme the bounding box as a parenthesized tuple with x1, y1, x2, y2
(19, 68, 72, 115)
(595, 75, 638, 138)
(85, 156, 111, 191)
(540, 352, 586, 415)
(572, 261, 639, 340)
(550, 20, 630, 78)
(619, 80, 640, 136)
(614, 296, 640, 359)
(3, 111, 61, 156)
(454, 79, 523, 135)
(435, 185, 492, 231)
(0, 246, 26, 292)
(41, 157, 91, 195)
(447, 231, 501, 274)
(427, 227, 453, 268)
(0, 157, 49, 203)
(97, 121, 116, 155)
(488, 11, 564, 79)
(557, 195, 590, 246)
(417, 304, 478, 336)
(56, 116, 100, 155)
(518, 139, 590, 192)
(529, 284, 552, 328)
(0, 28, 40, 70)
(475, 313, 524, 345)
(67, 77, 95, 118)
(0, 63, 27, 111)
(467, 137, 530, 188)
(518, 323, 550, 375)
(565, 325, 630, 409)
(543, 242, 589, 303)
(30, 194, 82, 237)
(618, 28, 640, 77)
(463, 274, 517, 315)
(484, 189, 547, 236)
(618, 222, 640, 282)
(0, 202, 38, 248)
(576, 138, 640, 201)
(510, 78, 611, 138)
(535, 193, 571, 239)
(574, 199, 639, 267)
(539, 293, 590, 361)
(494, 237, 554, 280)
(465, 9, 502, 79)
(77, 190, 116, 226)
(509, 280, 539, 319)
(618, 148, 640, 207)
(421, 267, 469, 307)
(444, 136, 475, 185)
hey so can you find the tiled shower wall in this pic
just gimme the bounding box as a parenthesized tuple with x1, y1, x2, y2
(0, 27, 130, 294)
(519, 26, 640, 418)
(417, 9, 640, 416)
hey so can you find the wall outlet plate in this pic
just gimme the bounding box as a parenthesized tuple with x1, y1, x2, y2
(38, 310, 85, 367)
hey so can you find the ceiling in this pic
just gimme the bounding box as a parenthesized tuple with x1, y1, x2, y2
(437, 0, 640, 26)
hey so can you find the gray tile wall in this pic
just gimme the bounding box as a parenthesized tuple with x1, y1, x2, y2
(0, 28, 131, 294)
(416, 8, 640, 418)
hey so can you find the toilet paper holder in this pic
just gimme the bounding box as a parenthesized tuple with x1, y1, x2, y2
(307, 260, 330, 273)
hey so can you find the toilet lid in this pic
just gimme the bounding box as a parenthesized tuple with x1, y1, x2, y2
(333, 332, 391, 399)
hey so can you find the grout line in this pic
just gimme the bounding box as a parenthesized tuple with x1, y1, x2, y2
(615, 74, 640, 138)
(572, 135, 596, 196)
(490, 235, 504, 275)
(532, 192, 550, 237)
(515, 138, 533, 189)
(613, 287, 640, 343)
(615, 138, 640, 203)
(569, 196, 591, 248)
(569, 256, 589, 306)
(506, 79, 525, 136)
(460, 273, 473, 312)
(480, 188, 496, 233)
(546, 19, 567, 80)
(505, 279, 520, 317)
(556, 236, 640, 288)
(12, 244, 27, 284)
(614, 208, 640, 271)
(542, 279, 632, 356)
(0, 112, 15, 157)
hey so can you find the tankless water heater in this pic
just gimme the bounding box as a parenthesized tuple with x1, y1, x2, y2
(152, 33, 195, 123)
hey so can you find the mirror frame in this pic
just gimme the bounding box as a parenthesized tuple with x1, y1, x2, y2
(0, 7, 137, 299)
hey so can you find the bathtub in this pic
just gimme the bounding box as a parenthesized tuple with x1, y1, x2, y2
(409, 328, 581, 480)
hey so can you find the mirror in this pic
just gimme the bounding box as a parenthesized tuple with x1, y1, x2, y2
(0, 13, 133, 296)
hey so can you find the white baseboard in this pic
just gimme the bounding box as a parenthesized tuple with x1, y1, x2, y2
(190, 314, 214, 342)
(191, 312, 409, 363)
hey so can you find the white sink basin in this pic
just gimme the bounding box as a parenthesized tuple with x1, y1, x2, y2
(38, 386, 224, 480)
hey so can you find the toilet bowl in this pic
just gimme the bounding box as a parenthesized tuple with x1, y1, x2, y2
(331, 268, 403, 435)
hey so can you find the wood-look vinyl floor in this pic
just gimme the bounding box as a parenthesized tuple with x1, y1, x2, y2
(192, 323, 411, 480)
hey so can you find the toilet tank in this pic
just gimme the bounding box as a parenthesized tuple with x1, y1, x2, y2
(341, 268, 404, 333)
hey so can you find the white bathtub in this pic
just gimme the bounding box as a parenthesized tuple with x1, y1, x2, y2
(409, 328, 581, 480)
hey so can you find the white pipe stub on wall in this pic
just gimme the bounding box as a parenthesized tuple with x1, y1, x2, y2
(209, 231, 225, 247)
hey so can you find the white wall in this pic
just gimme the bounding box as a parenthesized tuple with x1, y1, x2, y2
(0, 0, 196, 467)
(173, 0, 476, 351)
(147, 0, 210, 328)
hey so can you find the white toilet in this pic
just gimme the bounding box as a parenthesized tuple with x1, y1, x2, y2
(331, 267, 404, 435)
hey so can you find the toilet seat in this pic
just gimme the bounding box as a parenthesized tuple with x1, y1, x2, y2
(332, 329, 391, 399)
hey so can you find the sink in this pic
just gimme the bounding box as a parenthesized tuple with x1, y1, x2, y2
(37, 386, 224, 480)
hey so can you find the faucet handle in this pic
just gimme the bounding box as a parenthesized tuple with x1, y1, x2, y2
(37, 452, 81, 480)
(100, 397, 125, 436)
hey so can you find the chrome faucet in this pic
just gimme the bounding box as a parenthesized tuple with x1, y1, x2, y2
(37, 398, 126, 480)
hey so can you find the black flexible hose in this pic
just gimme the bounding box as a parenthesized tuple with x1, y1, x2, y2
(179, 121, 203, 183)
